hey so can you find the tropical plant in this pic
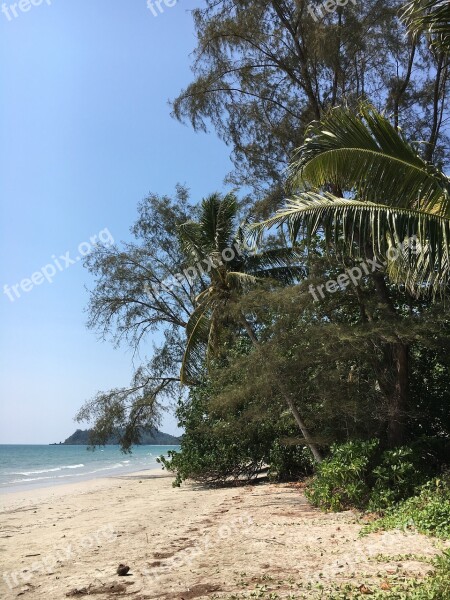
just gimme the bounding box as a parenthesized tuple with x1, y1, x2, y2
(255, 105, 450, 447)
(178, 192, 323, 461)
(305, 439, 380, 511)
(306, 440, 437, 512)
(403, 0, 450, 54)
(177, 192, 300, 381)
(158, 372, 314, 487)
(263, 105, 450, 297)
(362, 475, 450, 538)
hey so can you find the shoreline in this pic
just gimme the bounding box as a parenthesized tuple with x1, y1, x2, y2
(0, 444, 180, 495)
(0, 467, 167, 503)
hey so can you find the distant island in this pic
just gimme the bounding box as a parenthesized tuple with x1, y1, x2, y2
(52, 428, 181, 446)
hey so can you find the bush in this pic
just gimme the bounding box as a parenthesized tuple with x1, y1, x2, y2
(305, 439, 379, 511)
(362, 476, 450, 538)
(369, 446, 424, 511)
(411, 549, 450, 599)
(306, 439, 439, 512)
(268, 441, 314, 482)
(158, 380, 314, 487)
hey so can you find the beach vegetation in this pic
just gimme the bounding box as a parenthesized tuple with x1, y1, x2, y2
(80, 0, 450, 556)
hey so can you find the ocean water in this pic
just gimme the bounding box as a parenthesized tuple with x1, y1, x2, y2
(0, 444, 180, 492)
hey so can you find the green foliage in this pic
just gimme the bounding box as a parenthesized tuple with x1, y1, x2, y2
(305, 440, 380, 511)
(289, 104, 450, 213)
(305, 440, 440, 512)
(409, 342, 450, 440)
(411, 549, 450, 599)
(257, 105, 450, 298)
(158, 378, 314, 487)
(403, 0, 450, 55)
(362, 477, 450, 539)
(178, 192, 305, 385)
(369, 447, 424, 511)
(173, 1, 448, 197)
(268, 441, 314, 482)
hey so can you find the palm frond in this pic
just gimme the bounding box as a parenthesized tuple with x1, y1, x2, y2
(403, 0, 450, 53)
(255, 192, 450, 296)
(245, 248, 307, 284)
(289, 105, 450, 215)
(178, 221, 206, 263)
(180, 303, 211, 385)
(200, 193, 238, 252)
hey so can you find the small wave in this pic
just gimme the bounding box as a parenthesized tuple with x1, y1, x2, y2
(87, 463, 125, 474)
(10, 464, 85, 476)
(5, 476, 53, 484)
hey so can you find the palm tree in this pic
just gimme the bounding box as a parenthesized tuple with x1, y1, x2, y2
(403, 0, 450, 54)
(256, 104, 450, 446)
(261, 104, 450, 296)
(178, 192, 323, 462)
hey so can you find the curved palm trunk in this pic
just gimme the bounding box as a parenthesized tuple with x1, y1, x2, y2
(240, 314, 323, 463)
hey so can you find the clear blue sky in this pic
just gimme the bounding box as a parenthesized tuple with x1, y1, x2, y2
(0, 0, 234, 443)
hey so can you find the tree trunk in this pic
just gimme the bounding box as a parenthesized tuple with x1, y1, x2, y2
(387, 343, 409, 448)
(283, 394, 323, 463)
(371, 273, 410, 447)
(240, 314, 323, 463)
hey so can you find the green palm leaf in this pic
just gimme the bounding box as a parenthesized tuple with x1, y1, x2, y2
(179, 194, 309, 383)
(180, 302, 212, 385)
(289, 105, 450, 215)
(256, 192, 450, 296)
(245, 247, 307, 284)
(402, 0, 450, 54)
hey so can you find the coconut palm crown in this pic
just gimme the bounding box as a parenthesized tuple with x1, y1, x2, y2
(256, 104, 450, 297)
(178, 192, 305, 384)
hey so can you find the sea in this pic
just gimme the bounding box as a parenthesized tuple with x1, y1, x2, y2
(0, 444, 180, 493)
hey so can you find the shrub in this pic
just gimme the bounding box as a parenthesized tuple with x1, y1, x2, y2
(158, 380, 314, 487)
(411, 549, 450, 599)
(306, 439, 441, 513)
(362, 476, 450, 539)
(268, 441, 314, 482)
(305, 439, 379, 511)
(369, 446, 425, 511)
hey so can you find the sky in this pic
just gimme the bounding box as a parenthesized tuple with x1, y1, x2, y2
(0, 0, 235, 444)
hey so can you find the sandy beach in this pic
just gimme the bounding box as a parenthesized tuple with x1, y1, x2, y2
(0, 472, 446, 599)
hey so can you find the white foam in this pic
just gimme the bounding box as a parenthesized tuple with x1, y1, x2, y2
(11, 464, 85, 476)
